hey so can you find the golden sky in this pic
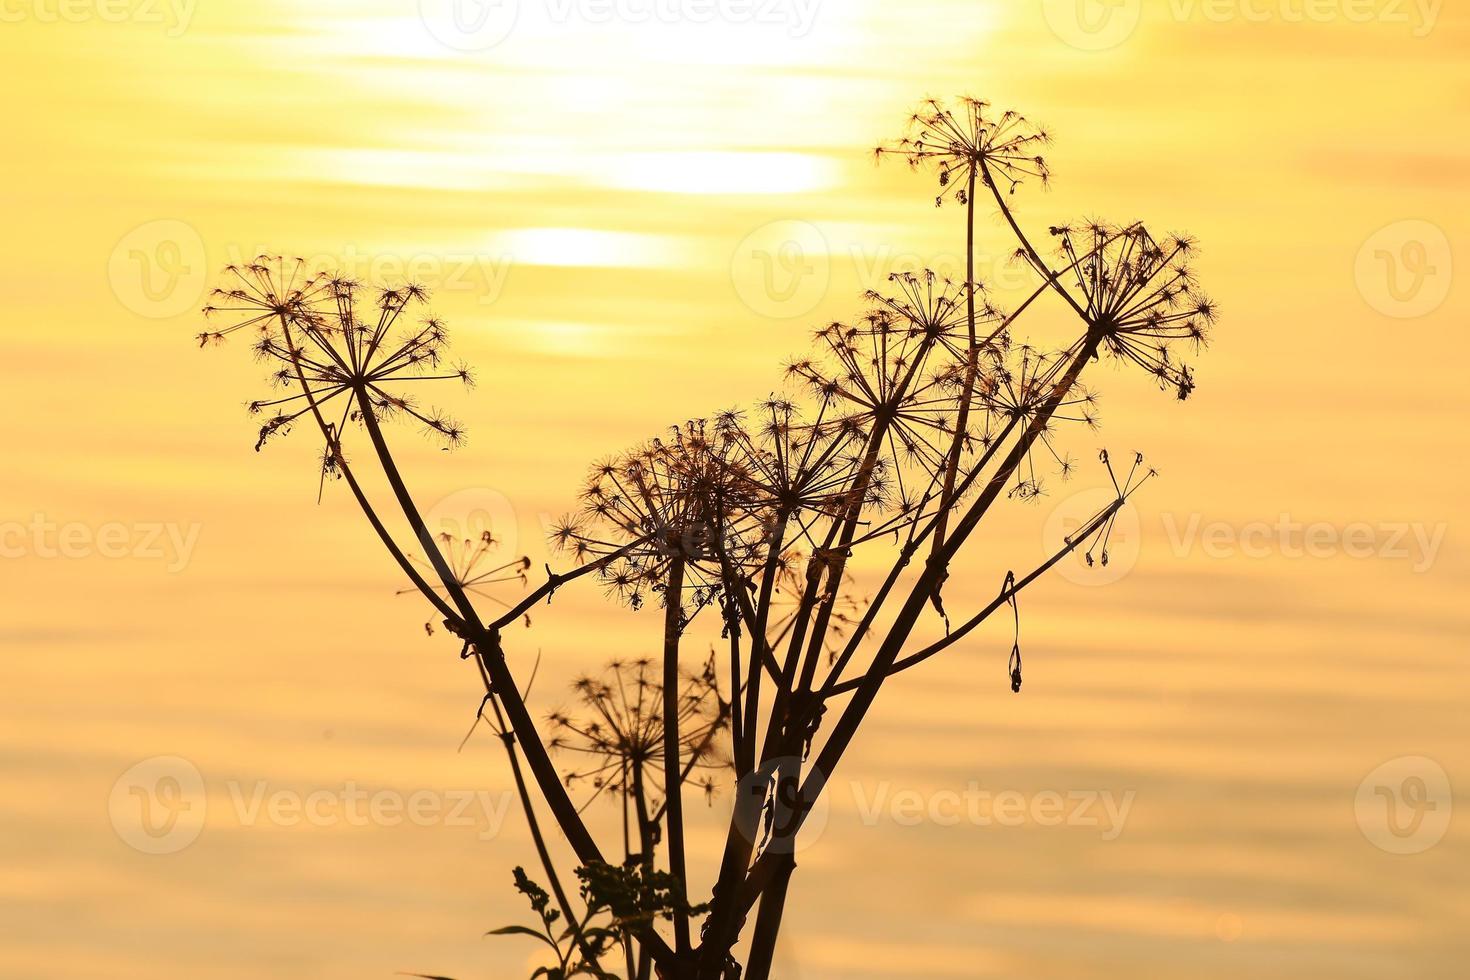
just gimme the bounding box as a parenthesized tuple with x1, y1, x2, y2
(2, 1, 1467, 977)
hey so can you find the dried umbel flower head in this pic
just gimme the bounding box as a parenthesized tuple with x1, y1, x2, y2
(401, 529, 530, 609)
(877, 97, 1051, 204)
(717, 399, 864, 545)
(1041, 223, 1215, 400)
(866, 269, 974, 345)
(786, 309, 959, 512)
(767, 558, 868, 666)
(1085, 449, 1158, 568)
(547, 656, 731, 808)
(865, 269, 1011, 394)
(551, 420, 762, 614)
(976, 345, 1099, 498)
(193, 94, 1220, 979)
(197, 254, 334, 347)
(200, 255, 473, 462)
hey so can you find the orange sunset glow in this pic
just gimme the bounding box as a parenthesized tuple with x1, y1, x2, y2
(2, 1, 1466, 978)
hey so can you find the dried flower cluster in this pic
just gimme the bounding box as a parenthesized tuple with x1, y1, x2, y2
(549, 656, 729, 814)
(202, 257, 472, 460)
(199, 97, 1214, 980)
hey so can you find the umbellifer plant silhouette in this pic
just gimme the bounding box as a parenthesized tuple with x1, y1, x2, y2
(198, 97, 1214, 979)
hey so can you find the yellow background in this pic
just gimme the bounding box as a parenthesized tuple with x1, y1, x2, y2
(1, 0, 1466, 976)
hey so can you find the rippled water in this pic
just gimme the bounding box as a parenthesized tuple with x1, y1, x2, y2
(2, 1, 1467, 976)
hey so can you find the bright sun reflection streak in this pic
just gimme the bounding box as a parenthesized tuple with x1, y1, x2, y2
(487, 227, 682, 267)
(320, 2, 845, 67)
(499, 319, 684, 358)
(203, 0, 1006, 201)
(602, 151, 837, 194)
(236, 145, 836, 195)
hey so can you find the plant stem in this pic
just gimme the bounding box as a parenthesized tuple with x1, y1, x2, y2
(352, 386, 481, 625)
(927, 164, 981, 564)
(632, 764, 656, 980)
(743, 853, 794, 980)
(344, 393, 606, 864)
(489, 698, 599, 970)
(817, 415, 1018, 695)
(802, 331, 1103, 811)
(740, 512, 789, 774)
(823, 496, 1123, 696)
(979, 157, 1089, 322)
(276, 314, 459, 625)
(490, 538, 651, 630)
(661, 555, 691, 955)
(734, 333, 1105, 913)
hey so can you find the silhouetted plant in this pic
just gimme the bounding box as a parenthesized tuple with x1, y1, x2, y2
(405, 530, 531, 635)
(485, 865, 627, 979)
(200, 95, 1215, 980)
(549, 655, 730, 827)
